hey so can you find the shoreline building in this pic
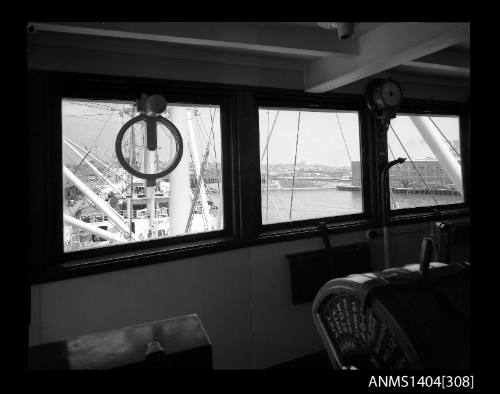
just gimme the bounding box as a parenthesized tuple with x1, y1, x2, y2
(351, 158, 461, 190)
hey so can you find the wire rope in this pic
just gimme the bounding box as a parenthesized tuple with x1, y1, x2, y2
(289, 111, 302, 220)
(335, 113, 352, 164)
(427, 116, 461, 158)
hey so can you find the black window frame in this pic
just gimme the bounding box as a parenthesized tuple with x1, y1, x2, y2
(29, 71, 240, 283)
(250, 91, 378, 241)
(28, 71, 469, 284)
(386, 99, 470, 224)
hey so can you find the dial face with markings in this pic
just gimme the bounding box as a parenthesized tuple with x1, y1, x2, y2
(380, 80, 403, 108)
(319, 293, 410, 369)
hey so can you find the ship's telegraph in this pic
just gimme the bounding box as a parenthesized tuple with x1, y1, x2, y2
(115, 94, 183, 187)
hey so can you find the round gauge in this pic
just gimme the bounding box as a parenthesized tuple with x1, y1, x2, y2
(380, 80, 403, 108)
(366, 78, 403, 115)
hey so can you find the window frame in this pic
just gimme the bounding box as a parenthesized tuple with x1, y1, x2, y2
(29, 71, 239, 283)
(386, 99, 470, 224)
(28, 71, 469, 284)
(252, 92, 377, 237)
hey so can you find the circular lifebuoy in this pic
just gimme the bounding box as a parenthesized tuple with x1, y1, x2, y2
(115, 113, 183, 181)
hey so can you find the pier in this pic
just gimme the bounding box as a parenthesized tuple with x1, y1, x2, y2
(391, 187, 460, 195)
(336, 185, 362, 191)
(336, 185, 461, 195)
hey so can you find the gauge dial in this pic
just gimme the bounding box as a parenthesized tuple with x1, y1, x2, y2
(380, 80, 403, 107)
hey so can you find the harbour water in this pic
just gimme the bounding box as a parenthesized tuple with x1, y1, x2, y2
(261, 186, 463, 225)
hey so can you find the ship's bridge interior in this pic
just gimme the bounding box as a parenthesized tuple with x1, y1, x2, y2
(27, 21, 470, 371)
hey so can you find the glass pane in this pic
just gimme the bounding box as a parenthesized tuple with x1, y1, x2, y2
(259, 108, 362, 224)
(387, 114, 464, 210)
(62, 99, 223, 253)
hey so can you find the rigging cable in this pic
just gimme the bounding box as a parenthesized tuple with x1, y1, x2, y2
(194, 108, 215, 157)
(186, 111, 198, 164)
(335, 113, 352, 164)
(289, 111, 302, 221)
(203, 107, 221, 195)
(65, 113, 110, 117)
(95, 146, 114, 170)
(193, 108, 218, 213)
(205, 109, 218, 226)
(65, 115, 118, 122)
(194, 112, 209, 149)
(208, 108, 221, 195)
(193, 112, 212, 181)
(185, 137, 213, 232)
(127, 113, 135, 240)
(266, 110, 270, 223)
(69, 101, 122, 112)
(389, 125, 439, 206)
(186, 108, 218, 232)
(427, 116, 461, 158)
(260, 110, 280, 162)
(73, 111, 114, 175)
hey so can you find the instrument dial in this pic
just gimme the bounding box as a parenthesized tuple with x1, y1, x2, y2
(380, 80, 403, 108)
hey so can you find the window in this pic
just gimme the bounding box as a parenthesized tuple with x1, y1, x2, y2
(62, 98, 223, 253)
(387, 114, 464, 210)
(29, 71, 469, 283)
(258, 107, 363, 225)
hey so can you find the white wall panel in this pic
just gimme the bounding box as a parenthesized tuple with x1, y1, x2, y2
(33, 249, 253, 369)
(249, 231, 372, 368)
(30, 220, 468, 368)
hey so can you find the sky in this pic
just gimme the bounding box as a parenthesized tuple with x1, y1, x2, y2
(258, 108, 460, 167)
(259, 108, 360, 167)
(61, 99, 461, 172)
(61, 99, 222, 171)
(388, 114, 460, 162)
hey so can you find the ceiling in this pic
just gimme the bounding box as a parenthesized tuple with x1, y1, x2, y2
(27, 21, 470, 93)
